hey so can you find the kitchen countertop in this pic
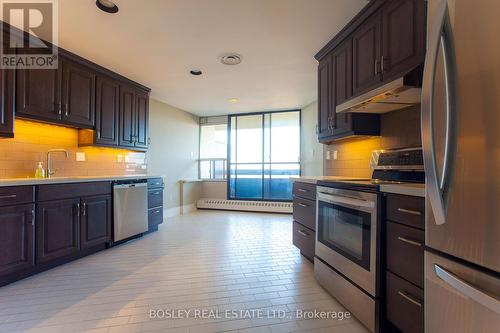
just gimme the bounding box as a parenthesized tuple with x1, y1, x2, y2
(290, 176, 370, 185)
(0, 175, 164, 187)
(292, 176, 425, 197)
(379, 183, 425, 197)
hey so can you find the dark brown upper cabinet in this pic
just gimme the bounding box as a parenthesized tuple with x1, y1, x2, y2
(36, 198, 80, 264)
(317, 38, 380, 143)
(0, 204, 35, 276)
(119, 85, 136, 148)
(382, 0, 426, 81)
(119, 85, 149, 150)
(352, 11, 383, 96)
(80, 195, 112, 249)
(314, 0, 425, 143)
(16, 56, 95, 129)
(317, 55, 332, 140)
(15, 62, 62, 123)
(61, 59, 95, 127)
(135, 91, 149, 149)
(95, 75, 120, 146)
(0, 68, 15, 138)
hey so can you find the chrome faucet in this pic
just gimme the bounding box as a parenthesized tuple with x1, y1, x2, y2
(47, 149, 69, 178)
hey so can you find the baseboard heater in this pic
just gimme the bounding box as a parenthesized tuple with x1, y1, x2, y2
(197, 198, 292, 213)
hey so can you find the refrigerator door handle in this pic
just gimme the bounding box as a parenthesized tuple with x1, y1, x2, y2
(434, 264, 500, 314)
(421, 0, 457, 226)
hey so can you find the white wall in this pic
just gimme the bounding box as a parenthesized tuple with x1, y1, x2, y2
(301, 101, 323, 176)
(147, 99, 200, 209)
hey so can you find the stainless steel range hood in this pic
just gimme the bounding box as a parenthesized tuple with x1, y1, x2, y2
(336, 77, 422, 114)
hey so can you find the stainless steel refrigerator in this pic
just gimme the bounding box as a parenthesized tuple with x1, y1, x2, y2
(422, 0, 500, 332)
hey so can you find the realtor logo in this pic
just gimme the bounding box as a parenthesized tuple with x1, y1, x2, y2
(0, 0, 58, 69)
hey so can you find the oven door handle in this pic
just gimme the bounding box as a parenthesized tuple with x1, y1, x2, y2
(318, 192, 375, 209)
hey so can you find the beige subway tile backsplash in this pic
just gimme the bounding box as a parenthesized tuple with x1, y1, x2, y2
(324, 106, 421, 177)
(0, 120, 147, 178)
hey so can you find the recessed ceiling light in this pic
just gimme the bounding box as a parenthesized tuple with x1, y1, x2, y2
(221, 53, 242, 66)
(96, 0, 119, 13)
(228, 98, 240, 103)
(190, 70, 203, 76)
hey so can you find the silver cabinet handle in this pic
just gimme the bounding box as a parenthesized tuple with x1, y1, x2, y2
(434, 264, 500, 314)
(398, 291, 422, 307)
(397, 208, 421, 216)
(297, 230, 309, 237)
(76, 202, 80, 217)
(297, 203, 309, 208)
(381, 55, 387, 73)
(374, 58, 380, 76)
(297, 189, 308, 193)
(421, 0, 457, 226)
(0, 194, 17, 199)
(82, 202, 86, 216)
(397, 236, 422, 247)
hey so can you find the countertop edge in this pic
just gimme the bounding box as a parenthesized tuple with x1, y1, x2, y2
(0, 175, 165, 187)
(379, 184, 425, 197)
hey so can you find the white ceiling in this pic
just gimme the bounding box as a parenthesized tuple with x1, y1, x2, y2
(58, 0, 367, 116)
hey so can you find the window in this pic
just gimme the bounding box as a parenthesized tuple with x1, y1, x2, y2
(199, 118, 227, 179)
(228, 110, 300, 201)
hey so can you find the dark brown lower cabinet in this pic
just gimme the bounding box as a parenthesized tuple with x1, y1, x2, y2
(147, 178, 164, 232)
(386, 271, 424, 333)
(80, 195, 112, 248)
(0, 204, 35, 276)
(36, 198, 80, 264)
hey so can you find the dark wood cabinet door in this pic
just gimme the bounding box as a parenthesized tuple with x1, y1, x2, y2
(0, 204, 34, 275)
(119, 85, 136, 148)
(135, 91, 149, 149)
(331, 38, 353, 134)
(61, 60, 95, 127)
(36, 199, 80, 264)
(95, 76, 119, 146)
(16, 65, 61, 122)
(352, 11, 382, 96)
(80, 195, 111, 248)
(317, 55, 332, 140)
(382, 0, 426, 81)
(0, 68, 15, 138)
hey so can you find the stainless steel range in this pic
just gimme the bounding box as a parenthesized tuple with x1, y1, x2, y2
(314, 147, 424, 333)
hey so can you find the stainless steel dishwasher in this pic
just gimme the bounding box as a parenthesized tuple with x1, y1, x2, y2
(113, 179, 148, 242)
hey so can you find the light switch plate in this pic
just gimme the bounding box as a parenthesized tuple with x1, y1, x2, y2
(117, 154, 123, 163)
(326, 151, 331, 160)
(333, 150, 338, 160)
(76, 152, 86, 162)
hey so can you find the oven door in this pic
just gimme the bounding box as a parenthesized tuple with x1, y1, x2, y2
(315, 187, 379, 297)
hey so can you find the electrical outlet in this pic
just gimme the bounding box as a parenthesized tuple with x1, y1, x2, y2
(117, 154, 123, 163)
(333, 150, 338, 160)
(75, 152, 86, 162)
(326, 151, 331, 160)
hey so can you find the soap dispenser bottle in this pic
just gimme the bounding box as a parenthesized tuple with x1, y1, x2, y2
(35, 162, 46, 179)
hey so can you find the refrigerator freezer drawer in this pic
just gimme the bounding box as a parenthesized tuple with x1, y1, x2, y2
(425, 251, 500, 333)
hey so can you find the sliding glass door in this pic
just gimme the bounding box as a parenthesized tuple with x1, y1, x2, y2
(228, 110, 300, 201)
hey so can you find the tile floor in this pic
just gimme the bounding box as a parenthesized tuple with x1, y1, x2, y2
(0, 210, 369, 333)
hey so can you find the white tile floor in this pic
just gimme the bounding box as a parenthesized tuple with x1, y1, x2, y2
(0, 210, 369, 333)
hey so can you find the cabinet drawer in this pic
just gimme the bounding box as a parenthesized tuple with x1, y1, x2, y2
(386, 271, 424, 333)
(148, 189, 163, 209)
(292, 182, 316, 201)
(148, 207, 163, 227)
(292, 221, 315, 261)
(386, 221, 424, 288)
(0, 186, 34, 207)
(293, 197, 316, 231)
(37, 182, 112, 202)
(386, 193, 424, 229)
(147, 178, 164, 189)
